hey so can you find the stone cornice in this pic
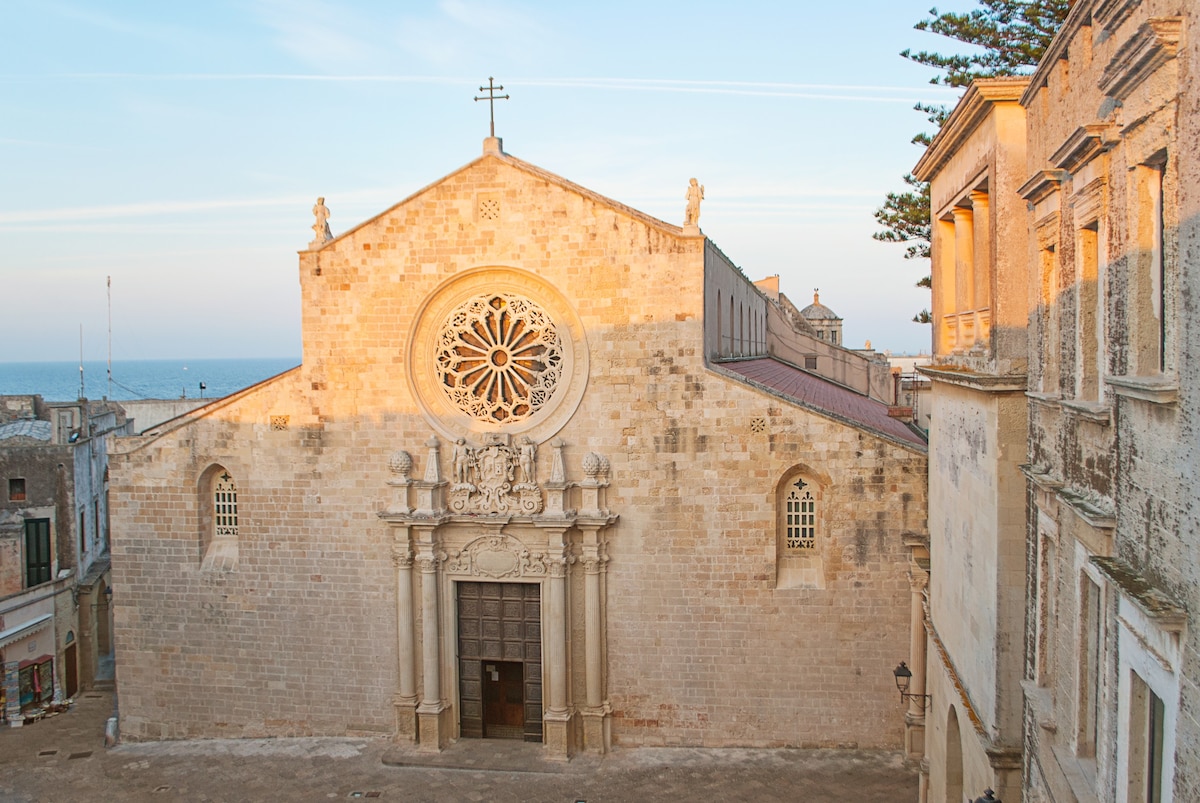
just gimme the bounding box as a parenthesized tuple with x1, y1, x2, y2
(1094, 0, 1142, 32)
(918, 365, 1027, 392)
(1050, 124, 1119, 172)
(1098, 17, 1184, 101)
(1057, 487, 1117, 531)
(1018, 170, 1068, 203)
(913, 78, 1029, 182)
(1021, 0, 1096, 106)
(1091, 556, 1187, 631)
(1106, 374, 1179, 404)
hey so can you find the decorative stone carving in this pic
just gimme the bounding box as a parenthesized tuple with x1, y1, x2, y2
(392, 543, 414, 568)
(547, 555, 573, 578)
(444, 534, 549, 578)
(407, 268, 590, 445)
(684, 178, 704, 226)
(389, 450, 413, 480)
(548, 438, 567, 485)
(581, 555, 608, 574)
(447, 436, 544, 514)
(310, 197, 332, 248)
(423, 437, 442, 484)
(582, 452, 609, 480)
(435, 293, 563, 425)
(416, 552, 445, 574)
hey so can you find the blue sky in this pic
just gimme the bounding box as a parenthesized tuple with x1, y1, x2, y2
(2, 0, 968, 362)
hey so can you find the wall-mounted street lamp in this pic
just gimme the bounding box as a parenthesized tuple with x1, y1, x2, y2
(893, 661, 931, 708)
(971, 790, 1001, 803)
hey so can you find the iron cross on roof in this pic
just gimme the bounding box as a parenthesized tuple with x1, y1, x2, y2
(474, 76, 510, 138)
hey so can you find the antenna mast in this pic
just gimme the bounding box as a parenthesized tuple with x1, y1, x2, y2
(78, 324, 85, 400)
(107, 276, 113, 400)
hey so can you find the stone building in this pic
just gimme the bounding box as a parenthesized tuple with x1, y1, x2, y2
(0, 395, 124, 724)
(109, 138, 927, 755)
(915, 1, 1200, 800)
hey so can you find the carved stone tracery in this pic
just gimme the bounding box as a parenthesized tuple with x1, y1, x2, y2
(436, 293, 564, 425)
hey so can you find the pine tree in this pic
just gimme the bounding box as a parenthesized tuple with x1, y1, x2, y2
(875, 0, 1070, 324)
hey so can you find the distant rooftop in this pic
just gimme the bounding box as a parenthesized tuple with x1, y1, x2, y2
(719, 357, 926, 448)
(0, 419, 52, 442)
(800, 291, 841, 321)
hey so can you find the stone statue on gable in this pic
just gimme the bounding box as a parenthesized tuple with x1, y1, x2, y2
(310, 197, 332, 248)
(684, 178, 704, 227)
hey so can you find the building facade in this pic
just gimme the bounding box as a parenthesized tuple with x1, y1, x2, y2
(0, 395, 123, 724)
(917, 1, 1200, 800)
(110, 138, 928, 755)
(914, 77, 1034, 803)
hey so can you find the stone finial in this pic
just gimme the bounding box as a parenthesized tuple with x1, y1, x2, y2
(389, 450, 413, 480)
(582, 452, 609, 480)
(549, 438, 567, 485)
(310, 197, 332, 248)
(683, 178, 704, 227)
(423, 437, 442, 484)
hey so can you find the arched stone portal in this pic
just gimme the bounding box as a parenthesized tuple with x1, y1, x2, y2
(380, 437, 616, 758)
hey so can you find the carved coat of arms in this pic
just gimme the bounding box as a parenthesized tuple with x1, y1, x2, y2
(448, 437, 543, 515)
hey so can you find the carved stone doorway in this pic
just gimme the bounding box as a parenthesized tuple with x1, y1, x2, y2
(457, 582, 543, 742)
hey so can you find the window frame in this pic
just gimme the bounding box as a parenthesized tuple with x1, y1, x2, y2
(24, 518, 52, 588)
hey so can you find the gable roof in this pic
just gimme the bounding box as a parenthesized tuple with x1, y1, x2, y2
(715, 357, 927, 451)
(313, 143, 685, 251)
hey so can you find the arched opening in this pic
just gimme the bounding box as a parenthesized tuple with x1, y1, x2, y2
(946, 705, 964, 803)
(716, 290, 723, 357)
(198, 464, 240, 572)
(774, 466, 830, 589)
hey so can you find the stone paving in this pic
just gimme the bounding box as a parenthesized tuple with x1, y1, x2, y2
(0, 692, 918, 802)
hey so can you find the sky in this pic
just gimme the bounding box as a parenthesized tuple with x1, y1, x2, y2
(1, 0, 971, 362)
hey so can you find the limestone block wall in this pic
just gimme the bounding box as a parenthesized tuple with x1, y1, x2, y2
(110, 149, 926, 748)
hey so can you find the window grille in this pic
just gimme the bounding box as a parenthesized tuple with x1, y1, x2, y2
(785, 485, 815, 550)
(214, 473, 238, 537)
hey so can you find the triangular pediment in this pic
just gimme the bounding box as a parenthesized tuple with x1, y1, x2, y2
(311, 144, 684, 251)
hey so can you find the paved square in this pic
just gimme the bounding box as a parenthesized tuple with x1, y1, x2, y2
(0, 693, 917, 802)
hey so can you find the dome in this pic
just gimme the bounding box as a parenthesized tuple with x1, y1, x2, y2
(799, 290, 841, 321)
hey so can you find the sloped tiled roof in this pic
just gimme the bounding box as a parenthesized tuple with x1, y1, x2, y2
(0, 419, 52, 442)
(717, 357, 926, 449)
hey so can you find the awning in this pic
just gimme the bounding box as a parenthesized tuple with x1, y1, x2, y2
(0, 613, 53, 651)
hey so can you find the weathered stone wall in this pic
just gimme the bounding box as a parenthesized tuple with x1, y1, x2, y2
(914, 78, 1032, 800)
(111, 149, 927, 747)
(1016, 2, 1199, 801)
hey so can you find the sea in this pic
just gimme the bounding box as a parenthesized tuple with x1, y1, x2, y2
(0, 358, 300, 403)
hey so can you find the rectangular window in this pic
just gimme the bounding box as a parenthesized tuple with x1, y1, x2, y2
(1078, 225, 1101, 400)
(1035, 524, 1058, 685)
(24, 518, 52, 587)
(1133, 160, 1167, 375)
(1077, 576, 1103, 756)
(804, 356, 818, 370)
(1128, 671, 1166, 803)
(8, 478, 26, 502)
(1040, 246, 1060, 394)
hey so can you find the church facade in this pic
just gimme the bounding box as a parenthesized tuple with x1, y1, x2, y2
(109, 138, 927, 755)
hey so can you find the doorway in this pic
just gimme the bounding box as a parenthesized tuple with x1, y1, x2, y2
(457, 581, 543, 742)
(482, 660, 525, 739)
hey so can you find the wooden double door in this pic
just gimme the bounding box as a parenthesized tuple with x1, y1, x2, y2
(457, 582, 543, 741)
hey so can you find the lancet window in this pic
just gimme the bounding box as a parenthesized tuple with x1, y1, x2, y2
(200, 466, 240, 572)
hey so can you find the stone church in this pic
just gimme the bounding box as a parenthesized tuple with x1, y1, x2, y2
(109, 137, 927, 756)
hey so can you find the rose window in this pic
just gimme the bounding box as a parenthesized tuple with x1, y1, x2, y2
(435, 293, 564, 424)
